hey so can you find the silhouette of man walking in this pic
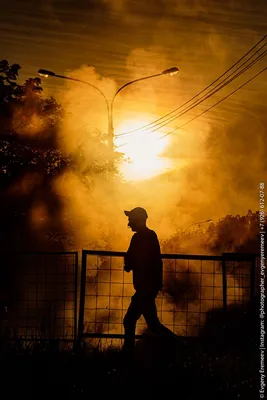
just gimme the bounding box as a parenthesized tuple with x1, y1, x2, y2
(123, 207, 164, 352)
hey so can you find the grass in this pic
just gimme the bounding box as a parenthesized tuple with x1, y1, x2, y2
(0, 333, 258, 396)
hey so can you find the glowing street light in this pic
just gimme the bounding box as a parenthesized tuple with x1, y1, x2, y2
(37, 66, 179, 166)
(38, 70, 55, 78)
(162, 67, 179, 76)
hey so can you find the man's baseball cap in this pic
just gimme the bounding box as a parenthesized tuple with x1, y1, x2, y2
(124, 207, 148, 220)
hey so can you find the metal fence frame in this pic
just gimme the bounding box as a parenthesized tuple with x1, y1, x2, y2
(0, 250, 259, 342)
(78, 250, 258, 340)
(0, 251, 78, 341)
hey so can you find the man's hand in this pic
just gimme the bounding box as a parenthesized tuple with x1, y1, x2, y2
(124, 263, 131, 273)
(124, 255, 131, 272)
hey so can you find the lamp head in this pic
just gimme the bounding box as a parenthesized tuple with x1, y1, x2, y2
(162, 67, 179, 76)
(37, 69, 56, 78)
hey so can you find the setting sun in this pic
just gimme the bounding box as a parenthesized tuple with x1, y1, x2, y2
(115, 119, 174, 181)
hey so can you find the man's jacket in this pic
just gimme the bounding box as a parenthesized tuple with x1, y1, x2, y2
(124, 228, 163, 292)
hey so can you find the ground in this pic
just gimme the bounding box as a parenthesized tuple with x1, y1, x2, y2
(0, 335, 257, 396)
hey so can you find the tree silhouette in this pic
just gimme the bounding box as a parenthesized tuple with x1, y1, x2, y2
(162, 209, 265, 256)
(0, 59, 121, 251)
(0, 60, 66, 251)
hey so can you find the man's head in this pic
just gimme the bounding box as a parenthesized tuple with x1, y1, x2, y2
(124, 207, 148, 232)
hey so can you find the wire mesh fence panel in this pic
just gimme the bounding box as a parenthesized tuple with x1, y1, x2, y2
(80, 251, 253, 338)
(0, 252, 78, 340)
(223, 253, 259, 306)
(2, 251, 255, 342)
(83, 255, 133, 336)
(160, 257, 224, 336)
(225, 261, 251, 305)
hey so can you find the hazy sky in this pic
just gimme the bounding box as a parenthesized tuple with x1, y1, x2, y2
(1, 0, 266, 121)
(1, 0, 266, 88)
(1, 0, 267, 249)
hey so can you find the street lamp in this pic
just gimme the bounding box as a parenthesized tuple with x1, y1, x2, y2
(37, 66, 179, 159)
(183, 219, 213, 233)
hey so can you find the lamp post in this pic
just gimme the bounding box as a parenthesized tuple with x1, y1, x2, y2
(183, 219, 213, 234)
(37, 67, 179, 158)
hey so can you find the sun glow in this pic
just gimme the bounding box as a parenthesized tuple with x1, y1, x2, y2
(115, 119, 174, 181)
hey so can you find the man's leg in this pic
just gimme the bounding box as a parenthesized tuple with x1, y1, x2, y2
(143, 293, 177, 337)
(123, 293, 142, 352)
(142, 292, 162, 333)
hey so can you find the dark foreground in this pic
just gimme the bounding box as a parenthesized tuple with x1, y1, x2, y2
(0, 335, 258, 397)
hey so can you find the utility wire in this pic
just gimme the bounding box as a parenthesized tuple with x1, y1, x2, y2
(115, 35, 267, 138)
(148, 48, 267, 134)
(116, 47, 267, 137)
(159, 66, 267, 140)
(116, 65, 267, 150)
(116, 48, 266, 139)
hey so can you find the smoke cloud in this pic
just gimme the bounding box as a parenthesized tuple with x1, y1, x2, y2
(3, 0, 265, 338)
(25, 0, 265, 282)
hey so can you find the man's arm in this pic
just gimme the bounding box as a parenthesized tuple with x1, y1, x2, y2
(124, 234, 136, 273)
(151, 232, 163, 289)
(151, 232, 162, 260)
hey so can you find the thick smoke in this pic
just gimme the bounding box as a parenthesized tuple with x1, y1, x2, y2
(47, 2, 267, 338)
(3, 0, 265, 338)
(54, 34, 267, 253)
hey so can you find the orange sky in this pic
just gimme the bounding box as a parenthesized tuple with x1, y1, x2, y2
(1, 0, 267, 92)
(1, 0, 267, 249)
(1, 1, 266, 128)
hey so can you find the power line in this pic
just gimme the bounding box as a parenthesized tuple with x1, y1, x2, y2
(116, 64, 267, 150)
(117, 47, 267, 138)
(117, 42, 267, 137)
(115, 35, 267, 138)
(147, 48, 267, 134)
(146, 43, 267, 134)
(158, 66, 267, 140)
(147, 45, 267, 133)
(116, 48, 267, 139)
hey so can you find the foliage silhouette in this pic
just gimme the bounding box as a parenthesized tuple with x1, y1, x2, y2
(0, 60, 117, 251)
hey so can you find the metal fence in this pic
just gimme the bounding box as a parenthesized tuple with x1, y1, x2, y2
(78, 251, 258, 340)
(0, 252, 78, 340)
(0, 250, 258, 342)
(222, 252, 257, 306)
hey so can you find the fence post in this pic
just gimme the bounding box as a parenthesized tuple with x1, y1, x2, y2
(222, 254, 227, 311)
(78, 250, 87, 344)
(74, 251, 78, 342)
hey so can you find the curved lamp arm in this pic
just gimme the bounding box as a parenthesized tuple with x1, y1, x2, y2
(109, 67, 179, 132)
(37, 69, 110, 115)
